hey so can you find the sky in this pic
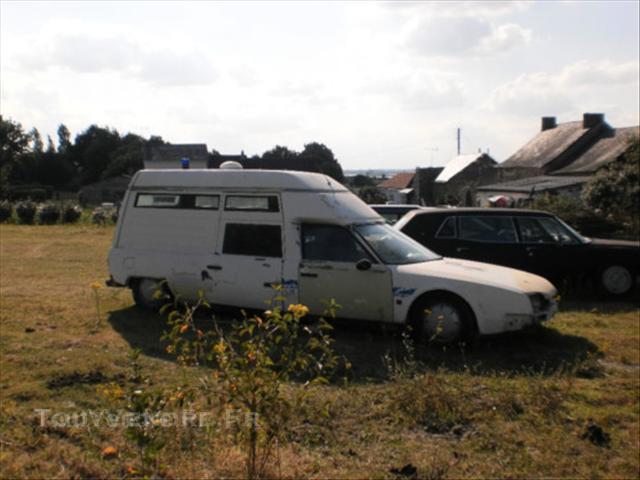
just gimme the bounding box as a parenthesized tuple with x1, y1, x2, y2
(1, 0, 638, 170)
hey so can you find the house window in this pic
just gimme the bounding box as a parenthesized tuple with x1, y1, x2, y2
(222, 224, 282, 257)
(225, 195, 279, 212)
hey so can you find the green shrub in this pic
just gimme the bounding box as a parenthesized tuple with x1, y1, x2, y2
(15, 200, 36, 224)
(162, 291, 343, 479)
(61, 204, 82, 223)
(0, 201, 12, 223)
(37, 203, 60, 225)
(91, 206, 118, 225)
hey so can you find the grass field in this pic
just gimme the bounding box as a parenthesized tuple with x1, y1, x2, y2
(1, 224, 639, 479)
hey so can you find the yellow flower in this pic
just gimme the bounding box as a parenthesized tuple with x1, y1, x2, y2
(101, 445, 118, 458)
(213, 340, 226, 355)
(179, 324, 189, 334)
(287, 304, 310, 318)
(90, 281, 103, 290)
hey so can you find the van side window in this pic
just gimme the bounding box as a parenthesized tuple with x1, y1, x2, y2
(302, 225, 372, 263)
(223, 224, 282, 258)
(435, 217, 457, 239)
(225, 195, 279, 212)
(136, 194, 180, 207)
(135, 193, 219, 209)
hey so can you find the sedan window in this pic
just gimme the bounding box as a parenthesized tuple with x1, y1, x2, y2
(516, 216, 578, 244)
(435, 217, 457, 239)
(459, 216, 517, 243)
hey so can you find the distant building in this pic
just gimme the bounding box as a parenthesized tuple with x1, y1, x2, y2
(378, 172, 415, 204)
(414, 153, 497, 206)
(476, 175, 591, 207)
(477, 113, 639, 204)
(144, 144, 209, 169)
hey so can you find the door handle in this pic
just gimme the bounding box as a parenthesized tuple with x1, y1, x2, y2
(300, 272, 318, 278)
(206, 265, 223, 270)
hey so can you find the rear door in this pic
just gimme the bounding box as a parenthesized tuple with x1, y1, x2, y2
(298, 224, 393, 322)
(455, 214, 528, 269)
(208, 194, 284, 309)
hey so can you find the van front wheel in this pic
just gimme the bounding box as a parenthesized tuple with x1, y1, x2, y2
(412, 294, 475, 345)
(131, 278, 168, 310)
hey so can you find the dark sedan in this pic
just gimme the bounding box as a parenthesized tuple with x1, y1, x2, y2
(395, 208, 639, 297)
(370, 204, 427, 224)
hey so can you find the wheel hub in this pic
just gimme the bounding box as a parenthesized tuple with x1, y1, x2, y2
(422, 303, 462, 343)
(602, 266, 632, 295)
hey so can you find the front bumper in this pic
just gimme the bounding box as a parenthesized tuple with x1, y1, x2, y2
(503, 297, 557, 331)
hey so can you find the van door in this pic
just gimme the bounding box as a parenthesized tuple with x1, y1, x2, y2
(298, 224, 393, 322)
(207, 194, 284, 309)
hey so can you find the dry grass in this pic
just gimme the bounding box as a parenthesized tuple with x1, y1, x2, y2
(1, 224, 639, 479)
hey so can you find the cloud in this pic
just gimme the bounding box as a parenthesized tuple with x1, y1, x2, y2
(381, 1, 530, 18)
(561, 60, 639, 86)
(19, 32, 217, 87)
(477, 23, 532, 54)
(406, 17, 531, 58)
(485, 59, 640, 116)
(363, 70, 467, 110)
(487, 72, 576, 116)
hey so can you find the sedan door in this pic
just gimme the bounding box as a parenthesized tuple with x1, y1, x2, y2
(455, 215, 529, 270)
(514, 215, 579, 282)
(298, 224, 393, 322)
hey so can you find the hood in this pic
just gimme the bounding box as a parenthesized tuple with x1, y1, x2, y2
(398, 257, 556, 295)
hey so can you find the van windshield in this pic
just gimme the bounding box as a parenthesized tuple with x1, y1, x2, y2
(355, 223, 440, 265)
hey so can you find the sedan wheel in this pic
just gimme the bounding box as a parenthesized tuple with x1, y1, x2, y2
(600, 265, 634, 296)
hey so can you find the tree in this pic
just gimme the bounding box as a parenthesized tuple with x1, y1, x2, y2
(57, 124, 71, 154)
(358, 185, 387, 204)
(0, 117, 31, 190)
(261, 145, 299, 166)
(350, 174, 376, 188)
(102, 133, 145, 178)
(582, 136, 640, 236)
(299, 142, 344, 182)
(69, 125, 122, 184)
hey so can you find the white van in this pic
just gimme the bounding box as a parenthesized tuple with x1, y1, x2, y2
(107, 169, 557, 343)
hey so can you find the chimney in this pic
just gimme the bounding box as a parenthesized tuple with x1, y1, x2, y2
(583, 113, 604, 129)
(541, 116, 557, 131)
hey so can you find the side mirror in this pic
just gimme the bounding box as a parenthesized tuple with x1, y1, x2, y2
(356, 258, 372, 271)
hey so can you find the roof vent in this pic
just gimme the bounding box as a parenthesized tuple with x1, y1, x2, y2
(583, 113, 604, 129)
(220, 160, 243, 170)
(541, 116, 557, 131)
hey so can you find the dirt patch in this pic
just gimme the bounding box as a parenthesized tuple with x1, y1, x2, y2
(46, 370, 109, 389)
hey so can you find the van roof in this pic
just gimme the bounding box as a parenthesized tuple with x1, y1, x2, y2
(132, 169, 348, 192)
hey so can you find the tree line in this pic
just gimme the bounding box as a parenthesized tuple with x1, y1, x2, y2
(0, 116, 344, 199)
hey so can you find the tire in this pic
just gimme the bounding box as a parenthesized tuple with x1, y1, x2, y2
(598, 265, 635, 297)
(411, 293, 476, 345)
(131, 278, 169, 310)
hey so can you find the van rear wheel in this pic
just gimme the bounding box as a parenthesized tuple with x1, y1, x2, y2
(132, 278, 169, 310)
